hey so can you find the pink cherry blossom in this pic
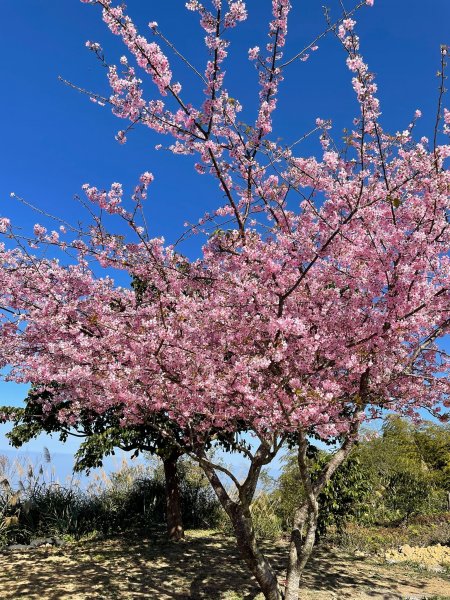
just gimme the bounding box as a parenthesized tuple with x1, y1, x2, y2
(0, 218, 10, 233)
(248, 46, 260, 60)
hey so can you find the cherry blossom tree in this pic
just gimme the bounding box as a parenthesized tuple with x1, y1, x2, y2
(1, 1, 450, 598)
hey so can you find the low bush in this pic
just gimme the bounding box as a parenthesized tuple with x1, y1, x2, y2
(327, 517, 450, 555)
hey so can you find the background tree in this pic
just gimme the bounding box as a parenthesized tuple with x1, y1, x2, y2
(357, 417, 450, 522)
(2, 393, 189, 540)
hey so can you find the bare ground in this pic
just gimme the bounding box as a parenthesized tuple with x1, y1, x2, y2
(0, 530, 449, 600)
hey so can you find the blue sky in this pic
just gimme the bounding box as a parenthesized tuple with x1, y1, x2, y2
(0, 0, 449, 467)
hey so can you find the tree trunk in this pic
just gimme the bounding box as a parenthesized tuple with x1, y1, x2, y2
(284, 501, 319, 600)
(163, 452, 184, 541)
(229, 503, 284, 600)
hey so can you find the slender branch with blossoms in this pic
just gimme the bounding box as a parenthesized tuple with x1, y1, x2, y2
(77, 0, 380, 243)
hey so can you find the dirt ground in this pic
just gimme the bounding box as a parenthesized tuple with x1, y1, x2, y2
(0, 530, 449, 600)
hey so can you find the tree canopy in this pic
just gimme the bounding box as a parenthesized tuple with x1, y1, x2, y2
(1, 1, 449, 598)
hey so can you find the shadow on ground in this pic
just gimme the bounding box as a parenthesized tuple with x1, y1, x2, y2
(0, 531, 448, 599)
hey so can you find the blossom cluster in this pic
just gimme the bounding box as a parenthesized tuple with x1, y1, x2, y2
(1, 0, 449, 447)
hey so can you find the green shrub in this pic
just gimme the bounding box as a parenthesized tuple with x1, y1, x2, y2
(273, 447, 370, 538)
(328, 517, 450, 554)
(250, 493, 283, 541)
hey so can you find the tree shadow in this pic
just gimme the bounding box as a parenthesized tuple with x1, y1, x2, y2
(300, 550, 420, 599)
(0, 532, 446, 599)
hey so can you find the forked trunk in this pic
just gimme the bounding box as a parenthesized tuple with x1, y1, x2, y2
(284, 420, 361, 599)
(196, 450, 284, 600)
(163, 452, 184, 541)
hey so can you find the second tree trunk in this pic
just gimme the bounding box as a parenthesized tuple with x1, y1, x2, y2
(163, 452, 185, 541)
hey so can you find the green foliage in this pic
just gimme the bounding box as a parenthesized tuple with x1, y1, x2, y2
(274, 447, 370, 538)
(384, 470, 431, 522)
(272, 417, 450, 539)
(314, 453, 371, 537)
(216, 417, 450, 543)
(249, 493, 283, 541)
(357, 416, 450, 524)
(413, 422, 450, 491)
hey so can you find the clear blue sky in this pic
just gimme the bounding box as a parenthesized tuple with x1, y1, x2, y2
(0, 0, 449, 462)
